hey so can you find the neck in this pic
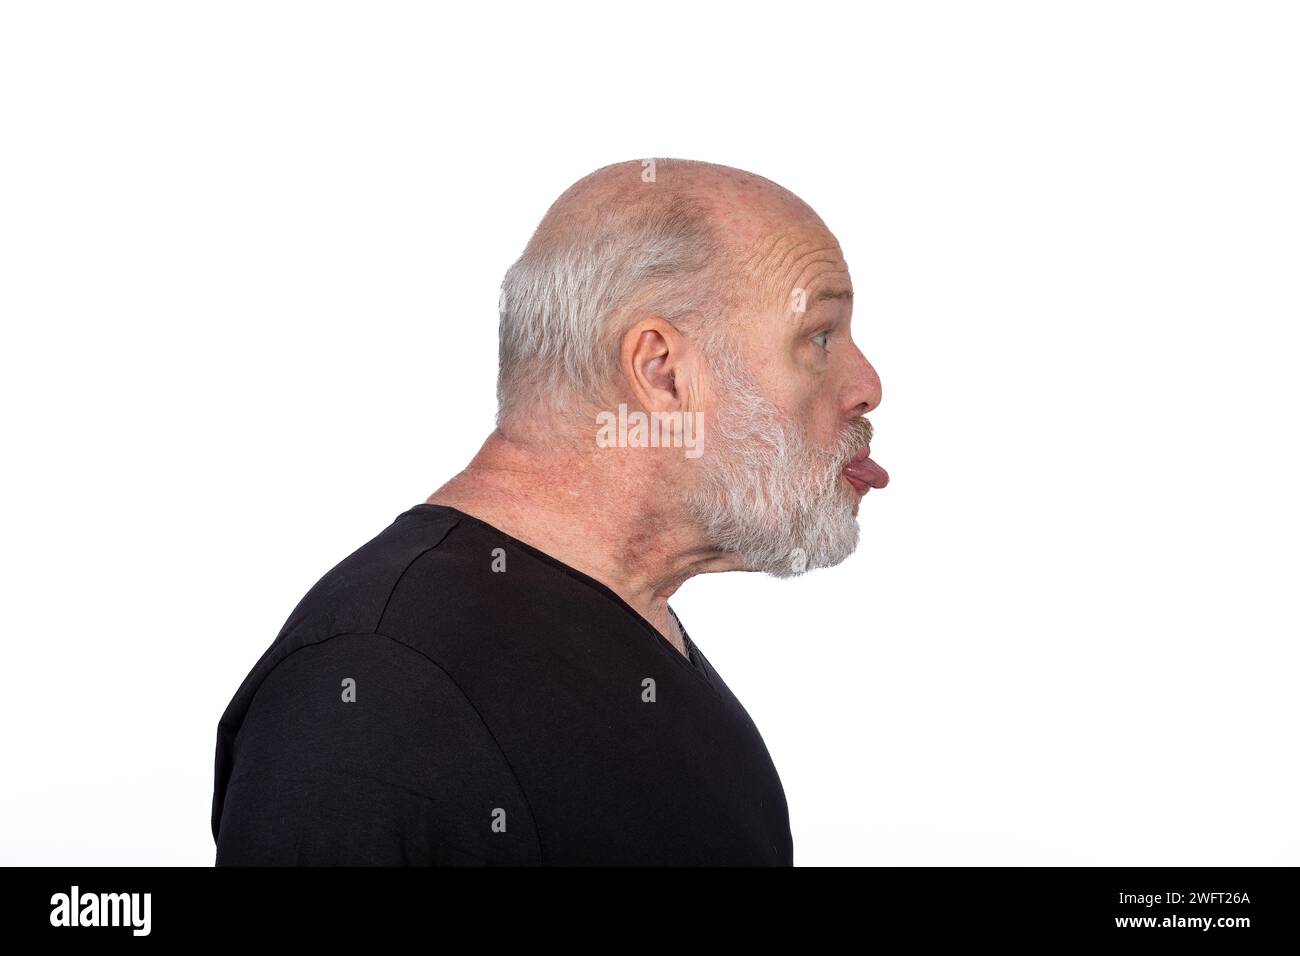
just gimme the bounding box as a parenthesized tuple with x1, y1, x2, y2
(426, 428, 745, 656)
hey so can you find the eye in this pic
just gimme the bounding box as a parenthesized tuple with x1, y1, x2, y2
(812, 330, 832, 351)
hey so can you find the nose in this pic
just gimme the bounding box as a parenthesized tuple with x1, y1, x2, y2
(844, 344, 882, 419)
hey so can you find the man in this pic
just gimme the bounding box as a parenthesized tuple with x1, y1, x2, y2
(211, 158, 888, 865)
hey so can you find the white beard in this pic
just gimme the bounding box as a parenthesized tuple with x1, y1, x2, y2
(684, 343, 872, 577)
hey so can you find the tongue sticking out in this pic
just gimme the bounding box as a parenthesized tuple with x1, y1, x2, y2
(843, 455, 890, 490)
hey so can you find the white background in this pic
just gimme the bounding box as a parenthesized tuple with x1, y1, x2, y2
(1, 1, 1296, 866)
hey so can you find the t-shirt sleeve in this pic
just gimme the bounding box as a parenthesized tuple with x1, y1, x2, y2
(213, 632, 540, 865)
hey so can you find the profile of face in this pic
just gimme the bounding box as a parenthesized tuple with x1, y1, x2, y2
(683, 213, 887, 577)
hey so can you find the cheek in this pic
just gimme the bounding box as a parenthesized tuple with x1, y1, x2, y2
(789, 389, 843, 448)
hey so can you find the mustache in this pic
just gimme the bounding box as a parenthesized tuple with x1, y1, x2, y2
(837, 417, 874, 466)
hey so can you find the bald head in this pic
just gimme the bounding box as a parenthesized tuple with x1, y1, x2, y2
(495, 158, 834, 430)
(542, 158, 812, 224)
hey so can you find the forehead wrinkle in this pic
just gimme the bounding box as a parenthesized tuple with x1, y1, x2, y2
(774, 252, 850, 312)
(742, 231, 825, 280)
(739, 231, 848, 310)
(787, 252, 848, 286)
(738, 229, 802, 275)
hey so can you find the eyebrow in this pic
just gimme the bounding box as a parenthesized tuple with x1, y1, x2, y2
(809, 287, 853, 305)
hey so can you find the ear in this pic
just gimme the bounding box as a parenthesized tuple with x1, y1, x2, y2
(618, 318, 699, 413)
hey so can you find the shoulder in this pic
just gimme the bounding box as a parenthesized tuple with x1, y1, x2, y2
(213, 630, 540, 865)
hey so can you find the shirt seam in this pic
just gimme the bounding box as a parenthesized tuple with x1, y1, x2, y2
(375, 514, 460, 633)
(228, 628, 545, 865)
(368, 628, 546, 865)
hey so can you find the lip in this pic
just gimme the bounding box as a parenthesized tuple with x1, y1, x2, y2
(843, 471, 872, 495)
(842, 445, 889, 494)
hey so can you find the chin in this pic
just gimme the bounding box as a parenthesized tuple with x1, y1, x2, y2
(688, 464, 864, 579)
(751, 509, 861, 579)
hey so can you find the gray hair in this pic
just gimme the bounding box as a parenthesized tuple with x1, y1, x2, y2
(495, 193, 732, 429)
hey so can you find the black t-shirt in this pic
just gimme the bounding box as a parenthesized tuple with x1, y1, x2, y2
(211, 503, 793, 865)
